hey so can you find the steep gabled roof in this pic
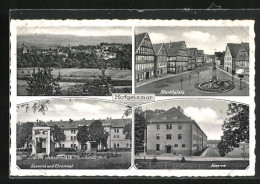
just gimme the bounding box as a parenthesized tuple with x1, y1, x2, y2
(164, 41, 186, 57)
(187, 48, 197, 57)
(241, 42, 249, 55)
(147, 107, 193, 123)
(152, 43, 163, 55)
(33, 118, 131, 129)
(227, 43, 241, 58)
(135, 32, 147, 52)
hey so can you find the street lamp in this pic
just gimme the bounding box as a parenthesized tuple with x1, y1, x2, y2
(197, 72, 200, 82)
(180, 78, 183, 89)
(189, 74, 191, 85)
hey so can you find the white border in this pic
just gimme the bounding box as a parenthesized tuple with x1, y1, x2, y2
(10, 19, 255, 177)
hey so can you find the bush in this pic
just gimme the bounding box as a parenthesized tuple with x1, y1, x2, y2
(55, 147, 76, 152)
(152, 156, 158, 162)
(181, 156, 186, 162)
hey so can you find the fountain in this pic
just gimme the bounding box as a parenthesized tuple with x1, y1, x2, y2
(195, 62, 235, 93)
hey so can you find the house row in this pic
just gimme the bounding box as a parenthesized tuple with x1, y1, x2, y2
(135, 32, 208, 83)
(28, 118, 132, 155)
(224, 42, 249, 77)
(146, 106, 207, 156)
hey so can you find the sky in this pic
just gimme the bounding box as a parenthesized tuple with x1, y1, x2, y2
(17, 99, 131, 123)
(17, 26, 132, 37)
(135, 26, 249, 55)
(140, 99, 234, 140)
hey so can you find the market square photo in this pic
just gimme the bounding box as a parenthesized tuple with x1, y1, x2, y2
(135, 26, 252, 96)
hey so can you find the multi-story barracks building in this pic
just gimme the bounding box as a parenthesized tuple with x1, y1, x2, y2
(146, 106, 207, 156)
(135, 32, 155, 83)
(30, 118, 132, 152)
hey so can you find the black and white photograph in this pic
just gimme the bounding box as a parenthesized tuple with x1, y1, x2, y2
(134, 99, 250, 170)
(135, 26, 251, 96)
(16, 24, 132, 96)
(15, 98, 132, 169)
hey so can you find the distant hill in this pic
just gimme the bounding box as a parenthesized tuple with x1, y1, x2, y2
(17, 34, 132, 49)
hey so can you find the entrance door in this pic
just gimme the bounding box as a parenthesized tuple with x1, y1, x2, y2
(146, 72, 149, 79)
(166, 146, 172, 153)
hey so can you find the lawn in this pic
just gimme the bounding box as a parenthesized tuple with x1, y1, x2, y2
(135, 159, 249, 170)
(17, 68, 132, 95)
(17, 68, 132, 80)
(17, 152, 131, 169)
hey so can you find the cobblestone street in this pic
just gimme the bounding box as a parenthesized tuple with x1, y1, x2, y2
(136, 66, 249, 96)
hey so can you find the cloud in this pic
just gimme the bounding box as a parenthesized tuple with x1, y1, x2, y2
(17, 27, 132, 37)
(149, 33, 173, 44)
(182, 31, 216, 42)
(184, 107, 224, 140)
(226, 35, 243, 43)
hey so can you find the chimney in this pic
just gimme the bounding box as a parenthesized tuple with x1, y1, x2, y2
(177, 106, 183, 114)
(60, 119, 62, 122)
(69, 119, 73, 123)
(107, 117, 109, 120)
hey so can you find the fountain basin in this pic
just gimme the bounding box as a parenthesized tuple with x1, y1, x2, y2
(195, 80, 235, 93)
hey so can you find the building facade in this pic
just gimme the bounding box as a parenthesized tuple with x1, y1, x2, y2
(135, 32, 155, 82)
(196, 50, 204, 67)
(224, 43, 241, 74)
(146, 106, 207, 156)
(187, 48, 197, 70)
(153, 43, 168, 77)
(165, 41, 188, 74)
(30, 118, 131, 152)
(235, 42, 249, 77)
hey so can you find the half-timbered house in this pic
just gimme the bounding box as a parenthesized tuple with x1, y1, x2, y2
(165, 41, 188, 74)
(153, 43, 168, 77)
(135, 32, 155, 82)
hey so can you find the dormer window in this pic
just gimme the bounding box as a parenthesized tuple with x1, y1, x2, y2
(162, 116, 168, 120)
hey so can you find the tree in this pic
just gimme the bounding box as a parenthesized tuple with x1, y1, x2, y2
(217, 103, 249, 157)
(17, 122, 34, 148)
(76, 125, 89, 146)
(134, 107, 146, 154)
(89, 120, 109, 148)
(26, 67, 62, 96)
(53, 124, 66, 144)
(123, 123, 132, 140)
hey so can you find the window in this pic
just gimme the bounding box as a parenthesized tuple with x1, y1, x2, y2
(114, 129, 116, 133)
(117, 144, 119, 148)
(71, 130, 76, 134)
(117, 135, 119, 138)
(157, 124, 160, 130)
(62, 144, 64, 148)
(114, 135, 116, 138)
(166, 134, 172, 139)
(174, 144, 178, 147)
(71, 144, 73, 148)
(71, 136, 73, 140)
(156, 144, 160, 151)
(178, 134, 182, 140)
(117, 129, 119, 133)
(167, 124, 172, 129)
(156, 134, 160, 139)
(178, 124, 182, 130)
(182, 144, 186, 148)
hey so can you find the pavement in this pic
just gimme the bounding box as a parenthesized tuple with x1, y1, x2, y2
(136, 66, 249, 96)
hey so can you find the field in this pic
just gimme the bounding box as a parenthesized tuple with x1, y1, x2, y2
(17, 68, 132, 95)
(17, 152, 131, 169)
